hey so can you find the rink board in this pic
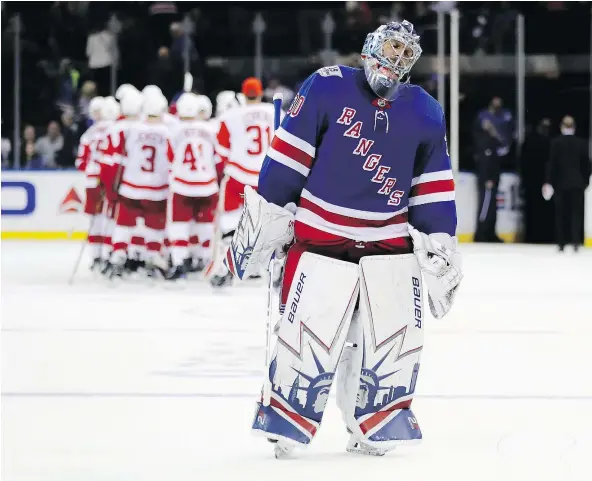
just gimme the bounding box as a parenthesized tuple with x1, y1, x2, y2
(2, 170, 591, 245)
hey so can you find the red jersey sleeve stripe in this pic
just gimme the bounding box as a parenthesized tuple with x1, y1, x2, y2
(271, 136, 313, 169)
(410, 179, 455, 197)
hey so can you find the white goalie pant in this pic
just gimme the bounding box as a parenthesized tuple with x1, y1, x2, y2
(251, 252, 425, 450)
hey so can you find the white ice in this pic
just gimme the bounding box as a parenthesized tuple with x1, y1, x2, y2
(2, 242, 592, 481)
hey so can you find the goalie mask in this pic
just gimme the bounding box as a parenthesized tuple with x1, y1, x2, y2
(361, 20, 422, 101)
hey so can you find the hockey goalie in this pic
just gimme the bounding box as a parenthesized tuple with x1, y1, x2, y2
(226, 20, 463, 458)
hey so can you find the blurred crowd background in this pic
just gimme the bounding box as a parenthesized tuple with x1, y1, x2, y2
(1, 1, 591, 245)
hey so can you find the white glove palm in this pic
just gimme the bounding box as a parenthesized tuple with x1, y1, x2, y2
(408, 225, 463, 319)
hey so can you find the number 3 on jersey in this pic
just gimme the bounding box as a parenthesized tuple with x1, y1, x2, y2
(246, 125, 271, 156)
(141, 145, 156, 172)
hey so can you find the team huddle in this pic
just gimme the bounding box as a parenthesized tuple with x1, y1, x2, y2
(76, 77, 275, 284)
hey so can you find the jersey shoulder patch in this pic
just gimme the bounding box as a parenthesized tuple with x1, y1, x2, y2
(317, 65, 343, 78)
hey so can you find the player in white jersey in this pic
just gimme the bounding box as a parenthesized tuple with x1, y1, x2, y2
(82, 97, 120, 264)
(116, 83, 140, 102)
(104, 94, 174, 279)
(142, 84, 181, 129)
(211, 92, 240, 180)
(117, 85, 148, 270)
(99, 90, 146, 272)
(209, 78, 284, 286)
(166, 93, 219, 280)
(75, 96, 108, 270)
(196, 95, 213, 122)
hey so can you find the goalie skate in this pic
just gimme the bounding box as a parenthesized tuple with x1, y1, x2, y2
(346, 436, 388, 457)
(267, 439, 296, 459)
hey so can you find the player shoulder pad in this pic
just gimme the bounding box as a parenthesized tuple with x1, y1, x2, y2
(317, 65, 343, 78)
(411, 85, 444, 125)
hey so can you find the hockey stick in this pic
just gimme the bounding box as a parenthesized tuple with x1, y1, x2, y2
(68, 193, 106, 285)
(203, 175, 229, 279)
(68, 219, 92, 285)
(262, 93, 284, 407)
(183, 72, 193, 93)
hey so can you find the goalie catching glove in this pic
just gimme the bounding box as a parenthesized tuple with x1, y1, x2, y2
(408, 224, 462, 319)
(225, 186, 296, 280)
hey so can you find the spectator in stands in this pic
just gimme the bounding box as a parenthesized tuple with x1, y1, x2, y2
(149, 46, 175, 101)
(56, 59, 81, 112)
(86, 22, 116, 95)
(1, 135, 11, 168)
(78, 81, 98, 127)
(55, 109, 80, 168)
(344, 2, 373, 52)
(346, 0, 373, 27)
(34, 121, 64, 168)
(1, 119, 10, 167)
(264, 78, 294, 110)
(490, 2, 519, 54)
(20, 125, 42, 169)
(170, 21, 198, 68)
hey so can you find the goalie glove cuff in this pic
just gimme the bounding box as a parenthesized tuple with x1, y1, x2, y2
(408, 225, 463, 319)
(226, 186, 295, 280)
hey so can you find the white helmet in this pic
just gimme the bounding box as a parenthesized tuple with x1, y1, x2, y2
(120, 89, 143, 117)
(88, 96, 105, 121)
(196, 95, 213, 120)
(115, 83, 139, 101)
(215, 90, 240, 116)
(100, 96, 120, 121)
(144, 94, 167, 117)
(176, 93, 200, 118)
(142, 85, 163, 99)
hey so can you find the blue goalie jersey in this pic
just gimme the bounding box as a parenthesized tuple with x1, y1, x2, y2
(258, 66, 456, 248)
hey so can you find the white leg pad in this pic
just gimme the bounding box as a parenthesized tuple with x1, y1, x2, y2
(252, 252, 360, 445)
(336, 254, 425, 450)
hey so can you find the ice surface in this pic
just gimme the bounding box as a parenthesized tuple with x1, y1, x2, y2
(2, 242, 592, 481)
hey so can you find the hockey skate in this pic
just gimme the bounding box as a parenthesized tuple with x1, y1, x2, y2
(124, 256, 144, 274)
(210, 270, 233, 287)
(101, 261, 124, 280)
(90, 257, 103, 273)
(346, 436, 388, 457)
(144, 255, 168, 280)
(165, 262, 188, 281)
(145, 264, 166, 279)
(193, 257, 206, 273)
(267, 439, 296, 459)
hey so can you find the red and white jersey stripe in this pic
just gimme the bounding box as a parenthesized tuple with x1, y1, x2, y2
(295, 189, 409, 242)
(408, 170, 455, 206)
(266, 127, 315, 177)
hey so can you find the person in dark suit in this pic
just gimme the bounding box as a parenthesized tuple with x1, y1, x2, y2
(521, 118, 554, 243)
(543, 116, 591, 252)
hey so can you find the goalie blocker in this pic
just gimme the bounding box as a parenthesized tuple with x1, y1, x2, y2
(227, 186, 461, 456)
